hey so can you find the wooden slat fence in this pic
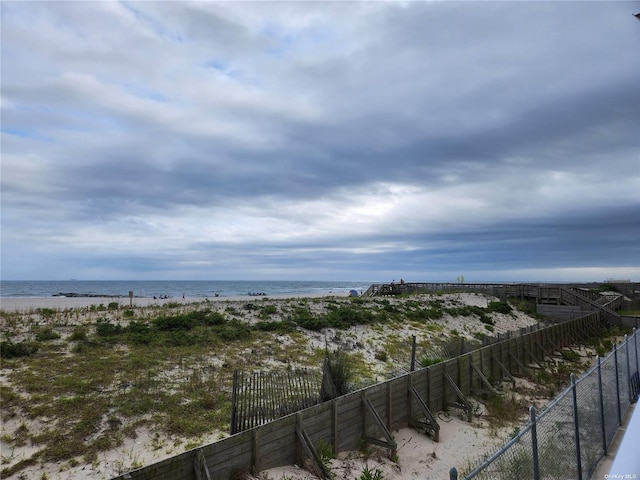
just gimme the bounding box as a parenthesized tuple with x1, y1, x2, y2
(112, 311, 606, 480)
(230, 368, 323, 434)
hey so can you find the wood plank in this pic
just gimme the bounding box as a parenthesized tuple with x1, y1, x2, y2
(362, 393, 397, 457)
(408, 386, 440, 441)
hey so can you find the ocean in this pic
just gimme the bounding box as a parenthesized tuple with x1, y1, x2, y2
(0, 280, 374, 299)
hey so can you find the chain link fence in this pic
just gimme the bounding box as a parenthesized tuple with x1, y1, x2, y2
(452, 327, 639, 480)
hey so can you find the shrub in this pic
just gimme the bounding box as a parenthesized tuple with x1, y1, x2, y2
(95, 319, 124, 337)
(289, 307, 325, 330)
(167, 330, 196, 347)
(486, 301, 512, 314)
(419, 355, 442, 367)
(422, 307, 444, 320)
(214, 320, 250, 341)
(513, 300, 537, 316)
(360, 467, 385, 480)
(561, 350, 580, 362)
(153, 314, 197, 331)
(126, 321, 153, 345)
(326, 350, 355, 396)
(1, 341, 39, 359)
(202, 311, 226, 326)
(375, 350, 388, 362)
(37, 308, 57, 318)
(254, 320, 296, 333)
(34, 327, 61, 342)
(316, 439, 334, 462)
(69, 326, 89, 342)
(324, 305, 376, 329)
(261, 304, 278, 316)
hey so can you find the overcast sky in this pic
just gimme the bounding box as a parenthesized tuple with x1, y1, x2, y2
(1, 1, 639, 282)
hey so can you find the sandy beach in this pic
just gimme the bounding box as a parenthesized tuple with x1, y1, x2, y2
(0, 292, 349, 312)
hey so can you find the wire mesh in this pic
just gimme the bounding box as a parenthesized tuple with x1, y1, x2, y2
(600, 352, 621, 446)
(466, 426, 536, 480)
(536, 390, 579, 479)
(461, 328, 640, 480)
(616, 344, 631, 420)
(631, 333, 640, 401)
(575, 368, 604, 478)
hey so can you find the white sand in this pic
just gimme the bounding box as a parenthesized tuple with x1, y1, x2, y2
(259, 416, 514, 480)
(0, 292, 553, 479)
(0, 292, 349, 312)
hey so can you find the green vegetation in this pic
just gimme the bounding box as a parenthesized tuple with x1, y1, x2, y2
(316, 439, 334, 463)
(360, 466, 385, 480)
(288, 304, 380, 331)
(418, 355, 442, 367)
(0, 292, 598, 478)
(325, 350, 357, 397)
(0, 340, 39, 359)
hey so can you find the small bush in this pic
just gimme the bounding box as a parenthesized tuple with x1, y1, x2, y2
(95, 319, 124, 337)
(167, 330, 196, 347)
(1, 341, 39, 359)
(254, 320, 296, 333)
(153, 314, 197, 331)
(486, 301, 512, 314)
(202, 311, 226, 326)
(423, 307, 444, 320)
(419, 356, 442, 367)
(513, 300, 537, 316)
(326, 350, 355, 396)
(69, 326, 89, 342)
(126, 321, 153, 344)
(375, 350, 388, 362)
(360, 467, 385, 480)
(37, 308, 57, 318)
(34, 327, 61, 342)
(561, 350, 580, 362)
(214, 320, 250, 341)
(289, 307, 325, 330)
(261, 304, 278, 316)
(316, 439, 334, 462)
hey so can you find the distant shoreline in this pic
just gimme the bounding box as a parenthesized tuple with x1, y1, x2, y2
(0, 292, 350, 312)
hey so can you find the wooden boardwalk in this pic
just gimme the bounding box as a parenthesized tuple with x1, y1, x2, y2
(362, 282, 630, 327)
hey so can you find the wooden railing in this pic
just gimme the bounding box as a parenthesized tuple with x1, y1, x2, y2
(361, 282, 503, 297)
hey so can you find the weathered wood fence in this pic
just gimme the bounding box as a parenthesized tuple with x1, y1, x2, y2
(230, 368, 323, 434)
(113, 311, 605, 480)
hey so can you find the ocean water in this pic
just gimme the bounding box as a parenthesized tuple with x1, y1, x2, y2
(0, 280, 374, 299)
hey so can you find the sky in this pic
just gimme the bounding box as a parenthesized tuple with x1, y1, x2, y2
(1, 1, 639, 283)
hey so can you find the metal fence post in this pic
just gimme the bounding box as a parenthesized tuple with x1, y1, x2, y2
(449, 467, 458, 480)
(614, 343, 622, 425)
(411, 335, 416, 372)
(597, 356, 607, 455)
(571, 373, 583, 480)
(634, 328, 639, 376)
(625, 334, 631, 402)
(530, 406, 540, 480)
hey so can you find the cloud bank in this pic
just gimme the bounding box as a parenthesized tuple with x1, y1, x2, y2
(2, 1, 639, 281)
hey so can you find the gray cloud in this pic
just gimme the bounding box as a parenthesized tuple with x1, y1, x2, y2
(1, 1, 639, 281)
